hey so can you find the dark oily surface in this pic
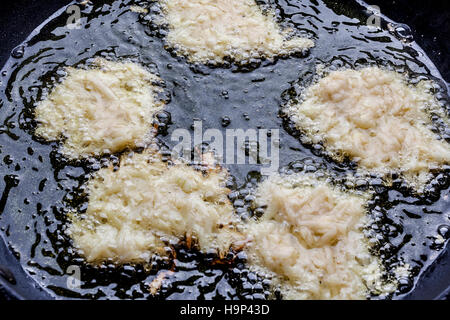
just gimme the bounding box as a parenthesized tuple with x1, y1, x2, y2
(0, 0, 448, 299)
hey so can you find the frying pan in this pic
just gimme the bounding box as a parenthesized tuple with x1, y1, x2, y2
(0, 0, 449, 300)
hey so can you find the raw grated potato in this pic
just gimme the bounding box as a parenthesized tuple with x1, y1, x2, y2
(35, 58, 165, 159)
(69, 150, 242, 264)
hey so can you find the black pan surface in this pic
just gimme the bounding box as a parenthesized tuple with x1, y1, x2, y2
(0, 0, 449, 300)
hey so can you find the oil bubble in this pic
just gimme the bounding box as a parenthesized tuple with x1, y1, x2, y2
(11, 45, 25, 59)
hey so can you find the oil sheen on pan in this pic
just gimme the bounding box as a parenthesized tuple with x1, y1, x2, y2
(0, 0, 448, 300)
